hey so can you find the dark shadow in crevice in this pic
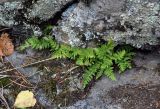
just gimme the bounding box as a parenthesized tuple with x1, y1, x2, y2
(39, 0, 79, 29)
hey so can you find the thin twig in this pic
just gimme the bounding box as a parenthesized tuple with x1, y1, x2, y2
(0, 28, 10, 32)
(27, 70, 43, 78)
(0, 57, 54, 74)
(5, 57, 32, 85)
(10, 80, 34, 88)
(3, 78, 21, 88)
(0, 75, 21, 78)
(58, 66, 79, 84)
(0, 87, 10, 109)
(62, 66, 79, 74)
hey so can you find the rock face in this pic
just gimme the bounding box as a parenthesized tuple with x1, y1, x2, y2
(0, 0, 23, 27)
(53, 0, 160, 49)
(0, 0, 160, 48)
(0, 0, 74, 37)
(27, 0, 73, 21)
(64, 51, 160, 109)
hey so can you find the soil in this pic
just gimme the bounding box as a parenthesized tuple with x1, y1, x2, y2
(0, 53, 85, 108)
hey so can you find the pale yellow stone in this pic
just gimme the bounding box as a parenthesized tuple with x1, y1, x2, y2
(14, 90, 36, 108)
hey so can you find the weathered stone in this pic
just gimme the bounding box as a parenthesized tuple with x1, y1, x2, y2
(0, 0, 23, 27)
(0, 0, 74, 37)
(26, 0, 73, 21)
(53, 0, 160, 49)
(64, 51, 160, 109)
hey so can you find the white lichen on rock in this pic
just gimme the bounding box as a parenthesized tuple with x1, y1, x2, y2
(53, 0, 160, 49)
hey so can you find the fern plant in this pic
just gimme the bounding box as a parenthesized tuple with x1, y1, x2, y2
(20, 26, 134, 88)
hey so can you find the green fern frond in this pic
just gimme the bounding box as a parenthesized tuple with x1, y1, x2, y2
(96, 71, 103, 79)
(100, 57, 115, 80)
(74, 48, 95, 66)
(76, 57, 85, 65)
(52, 44, 71, 59)
(43, 25, 54, 35)
(19, 36, 56, 51)
(114, 50, 134, 73)
(70, 47, 80, 59)
(103, 66, 116, 80)
(105, 39, 115, 51)
(118, 60, 132, 73)
(83, 62, 100, 88)
(83, 48, 95, 58)
(20, 30, 134, 88)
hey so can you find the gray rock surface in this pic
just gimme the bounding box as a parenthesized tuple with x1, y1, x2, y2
(1, 0, 159, 49)
(5, 50, 82, 108)
(0, 0, 74, 37)
(63, 51, 160, 109)
(3, 48, 160, 109)
(27, 0, 73, 21)
(0, 0, 23, 27)
(53, 0, 160, 48)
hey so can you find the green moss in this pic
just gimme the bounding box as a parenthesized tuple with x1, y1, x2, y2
(0, 78, 11, 86)
(38, 75, 82, 107)
(39, 79, 57, 99)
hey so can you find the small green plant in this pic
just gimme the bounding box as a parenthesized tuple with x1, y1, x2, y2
(19, 36, 58, 51)
(20, 27, 134, 88)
